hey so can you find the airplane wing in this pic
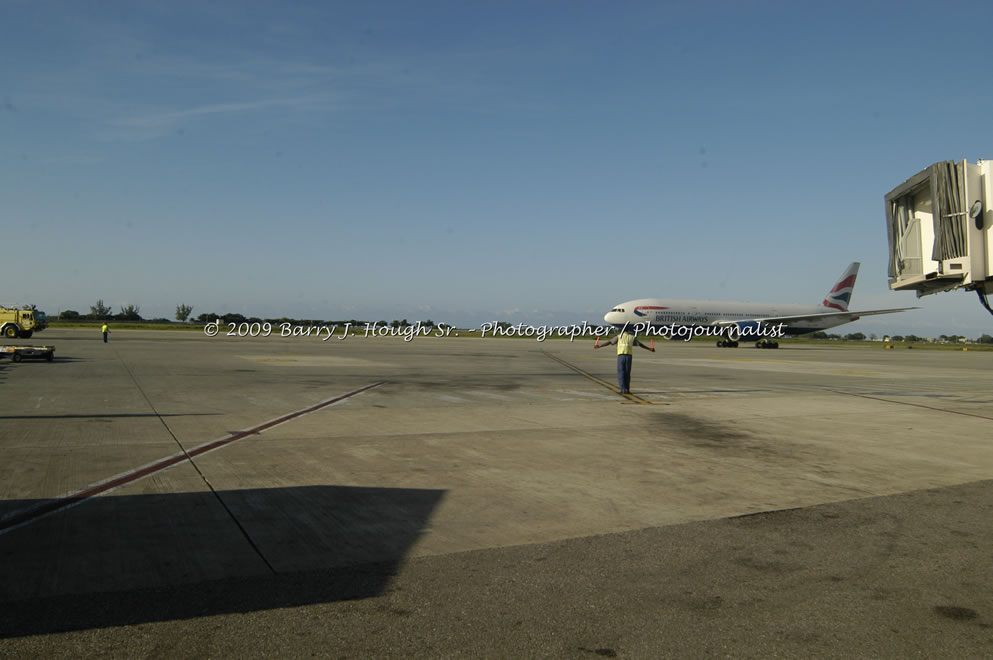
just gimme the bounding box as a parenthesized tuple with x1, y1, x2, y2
(713, 307, 918, 327)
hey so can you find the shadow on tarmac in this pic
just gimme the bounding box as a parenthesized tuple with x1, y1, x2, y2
(0, 485, 445, 637)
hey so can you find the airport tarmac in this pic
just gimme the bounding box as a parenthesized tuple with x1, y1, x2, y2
(1, 327, 992, 658)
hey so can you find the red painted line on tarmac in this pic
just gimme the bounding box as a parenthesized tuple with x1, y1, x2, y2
(0, 381, 386, 535)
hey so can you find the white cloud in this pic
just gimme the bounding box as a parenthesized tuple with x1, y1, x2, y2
(103, 94, 337, 141)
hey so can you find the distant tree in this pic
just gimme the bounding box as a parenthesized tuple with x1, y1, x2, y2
(845, 332, 866, 341)
(175, 304, 194, 322)
(810, 331, 829, 339)
(117, 304, 142, 321)
(870, 333, 878, 341)
(59, 310, 80, 320)
(90, 299, 113, 318)
(422, 319, 435, 328)
(221, 312, 247, 324)
(980, 334, 993, 344)
(195, 312, 216, 324)
(891, 335, 904, 342)
(904, 334, 921, 343)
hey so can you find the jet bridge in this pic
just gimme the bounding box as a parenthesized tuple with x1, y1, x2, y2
(885, 159, 993, 316)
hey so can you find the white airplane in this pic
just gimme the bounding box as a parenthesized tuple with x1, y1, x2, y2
(602, 263, 916, 348)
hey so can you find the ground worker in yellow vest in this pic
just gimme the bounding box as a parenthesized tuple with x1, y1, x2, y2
(101, 322, 110, 343)
(594, 327, 654, 394)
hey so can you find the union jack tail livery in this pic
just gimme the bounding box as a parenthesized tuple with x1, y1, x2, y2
(821, 263, 859, 311)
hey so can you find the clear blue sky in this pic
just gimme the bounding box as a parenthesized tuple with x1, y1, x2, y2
(4, 1, 993, 336)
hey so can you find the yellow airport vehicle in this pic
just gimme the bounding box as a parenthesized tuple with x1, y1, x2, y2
(0, 305, 48, 339)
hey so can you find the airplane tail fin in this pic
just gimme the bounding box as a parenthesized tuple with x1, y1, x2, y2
(821, 262, 860, 311)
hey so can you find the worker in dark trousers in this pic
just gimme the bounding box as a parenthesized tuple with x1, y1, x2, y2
(101, 322, 110, 343)
(595, 327, 654, 394)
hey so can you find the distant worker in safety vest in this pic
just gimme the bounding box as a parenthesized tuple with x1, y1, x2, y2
(101, 322, 110, 343)
(594, 326, 654, 395)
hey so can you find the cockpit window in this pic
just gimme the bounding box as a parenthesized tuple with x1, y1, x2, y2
(611, 308, 625, 313)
